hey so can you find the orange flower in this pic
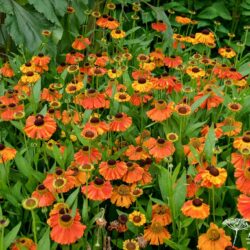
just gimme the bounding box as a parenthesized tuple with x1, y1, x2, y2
(24, 114, 57, 140)
(237, 194, 250, 220)
(1, 103, 24, 121)
(109, 112, 132, 132)
(84, 117, 109, 135)
(11, 237, 36, 250)
(48, 206, 86, 245)
(225, 67, 243, 80)
(41, 87, 62, 102)
(32, 184, 55, 207)
(0, 143, 16, 163)
(175, 16, 192, 25)
(147, 138, 175, 159)
(186, 175, 199, 198)
(105, 16, 120, 30)
(233, 135, 250, 151)
(132, 77, 153, 93)
(99, 159, 127, 180)
(218, 47, 236, 58)
(216, 117, 242, 137)
(65, 51, 84, 64)
(195, 29, 215, 45)
(201, 125, 223, 139)
(147, 100, 173, 122)
(231, 152, 250, 169)
(96, 14, 109, 28)
(234, 165, 250, 194)
(151, 21, 167, 32)
(43, 168, 75, 193)
(125, 145, 149, 161)
(0, 89, 19, 105)
(74, 146, 101, 165)
(21, 71, 40, 84)
(72, 35, 91, 50)
(144, 222, 171, 245)
(164, 55, 183, 68)
(199, 166, 227, 188)
(152, 204, 172, 226)
(122, 162, 144, 183)
(81, 177, 112, 201)
(197, 223, 231, 250)
(184, 137, 205, 164)
(175, 103, 191, 116)
(74, 89, 106, 109)
(31, 53, 50, 71)
(194, 84, 224, 110)
(0, 63, 15, 78)
(81, 127, 98, 140)
(61, 110, 81, 125)
(110, 184, 135, 208)
(181, 198, 210, 219)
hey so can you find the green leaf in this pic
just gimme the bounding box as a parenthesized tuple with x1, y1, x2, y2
(33, 78, 41, 104)
(158, 166, 169, 203)
(4, 0, 49, 52)
(38, 227, 51, 250)
(191, 94, 209, 112)
(204, 125, 216, 162)
(15, 152, 33, 178)
(66, 187, 80, 207)
(4, 222, 21, 249)
(173, 170, 186, 218)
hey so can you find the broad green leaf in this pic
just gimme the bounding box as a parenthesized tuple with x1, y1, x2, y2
(15, 152, 33, 178)
(66, 187, 80, 207)
(32, 78, 41, 104)
(38, 227, 51, 250)
(204, 125, 216, 162)
(158, 166, 169, 203)
(173, 170, 186, 218)
(191, 94, 209, 112)
(4, 222, 21, 249)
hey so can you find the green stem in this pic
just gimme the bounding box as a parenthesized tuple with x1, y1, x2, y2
(0, 228, 4, 250)
(31, 210, 37, 244)
(212, 186, 215, 222)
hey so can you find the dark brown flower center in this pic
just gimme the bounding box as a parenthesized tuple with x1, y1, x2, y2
(136, 147, 143, 152)
(207, 166, 219, 176)
(55, 169, 63, 175)
(125, 242, 136, 250)
(0, 144, 5, 150)
(192, 198, 203, 207)
(243, 136, 250, 143)
(191, 67, 200, 73)
(157, 138, 165, 144)
(26, 71, 34, 76)
(108, 159, 116, 165)
(201, 29, 210, 35)
(138, 77, 146, 84)
(37, 184, 46, 190)
(178, 106, 188, 114)
(118, 214, 128, 224)
(38, 53, 44, 57)
(34, 116, 44, 126)
(87, 89, 96, 94)
(94, 178, 104, 185)
(25, 62, 32, 67)
(115, 113, 123, 119)
(61, 214, 72, 222)
(90, 117, 99, 123)
(82, 146, 89, 151)
(84, 131, 95, 138)
(133, 215, 141, 223)
(126, 162, 133, 167)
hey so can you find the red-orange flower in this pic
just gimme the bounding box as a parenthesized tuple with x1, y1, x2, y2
(125, 145, 149, 161)
(237, 194, 250, 220)
(11, 237, 36, 250)
(164, 55, 183, 68)
(0, 63, 15, 77)
(65, 51, 84, 64)
(74, 146, 102, 165)
(47, 204, 86, 245)
(99, 159, 127, 180)
(146, 100, 174, 122)
(32, 184, 55, 207)
(234, 164, 250, 194)
(81, 177, 112, 201)
(109, 112, 132, 132)
(122, 161, 144, 183)
(24, 114, 57, 140)
(72, 35, 91, 50)
(152, 204, 172, 226)
(146, 138, 175, 160)
(151, 21, 167, 32)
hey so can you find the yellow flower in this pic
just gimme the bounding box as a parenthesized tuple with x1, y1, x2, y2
(128, 211, 146, 226)
(111, 29, 126, 39)
(132, 77, 153, 93)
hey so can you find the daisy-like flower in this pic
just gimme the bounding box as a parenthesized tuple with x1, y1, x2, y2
(122, 162, 144, 183)
(65, 51, 84, 64)
(186, 66, 205, 79)
(72, 35, 91, 50)
(85, 117, 109, 135)
(47, 206, 86, 245)
(107, 68, 123, 79)
(43, 168, 75, 193)
(110, 29, 126, 39)
(110, 184, 135, 208)
(175, 15, 192, 25)
(195, 29, 215, 45)
(199, 165, 227, 188)
(218, 47, 236, 58)
(0, 63, 15, 78)
(197, 223, 231, 250)
(0, 143, 16, 163)
(114, 92, 131, 103)
(32, 184, 55, 207)
(105, 16, 120, 30)
(152, 204, 172, 226)
(41, 87, 62, 102)
(109, 112, 132, 132)
(216, 117, 242, 137)
(233, 135, 250, 151)
(144, 222, 171, 245)
(74, 146, 101, 165)
(132, 77, 153, 93)
(237, 194, 250, 220)
(123, 239, 139, 250)
(24, 114, 57, 140)
(125, 145, 149, 161)
(151, 21, 167, 32)
(234, 165, 250, 194)
(147, 100, 174, 122)
(147, 138, 175, 160)
(129, 211, 146, 226)
(68, 163, 93, 186)
(81, 177, 112, 201)
(11, 237, 37, 250)
(175, 103, 192, 116)
(20, 62, 36, 73)
(81, 127, 98, 140)
(31, 53, 50, 71)
(99, 159, 128, 180)
(74, 89, 106, 110)
(164, 55, 183, 68)
(181, 198, 210, 219)
(21, 71, 40, 84)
